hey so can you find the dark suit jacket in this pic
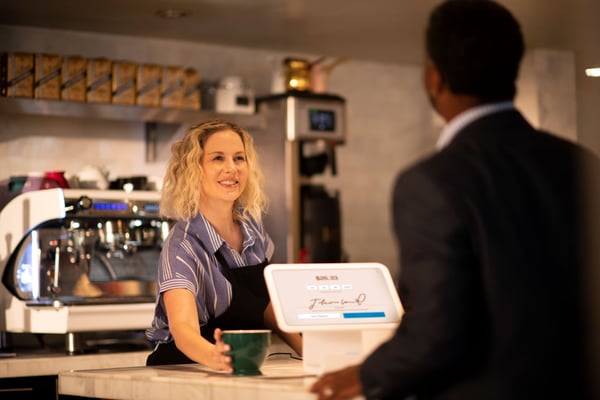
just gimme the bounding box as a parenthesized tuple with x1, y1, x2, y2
(360, 109, 599, 400)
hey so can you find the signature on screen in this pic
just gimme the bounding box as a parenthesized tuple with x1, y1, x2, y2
(308, 293, 367, 310)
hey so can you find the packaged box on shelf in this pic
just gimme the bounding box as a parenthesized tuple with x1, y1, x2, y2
(86, 58, 112, 103)
(181, 68, 201, 110)
(161, 66, 184, 108)
(34, 53, 62, 100)
(1, 52, 35, 98)
(136, 64, 161, 107)
(61, 55, 87, 102)
(112, 61, 138, 105)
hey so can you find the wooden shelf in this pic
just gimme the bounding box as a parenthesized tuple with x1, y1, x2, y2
(0, 97, 265, 127)
(0, 97, 266, 162)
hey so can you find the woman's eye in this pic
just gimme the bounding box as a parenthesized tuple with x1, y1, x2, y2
(212, 155, 224, 161)
(235, 155, 246, 162)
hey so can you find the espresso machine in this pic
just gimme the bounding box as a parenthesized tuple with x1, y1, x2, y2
(256, 92, 346, 263)
(0, 187, 169, 353)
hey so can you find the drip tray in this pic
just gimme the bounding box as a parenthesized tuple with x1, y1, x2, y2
(3, 330, 153, 355)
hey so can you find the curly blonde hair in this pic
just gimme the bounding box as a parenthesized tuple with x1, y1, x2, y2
(160, 119, 267, 222)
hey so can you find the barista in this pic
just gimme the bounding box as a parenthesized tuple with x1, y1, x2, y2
(145, 120, 302, 371)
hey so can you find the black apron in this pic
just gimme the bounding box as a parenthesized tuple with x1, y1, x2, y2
(146, 250, 269, 366)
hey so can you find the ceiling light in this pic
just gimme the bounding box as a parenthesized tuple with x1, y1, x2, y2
(585, 68, 600, 77)
(156, 8, 191, 19)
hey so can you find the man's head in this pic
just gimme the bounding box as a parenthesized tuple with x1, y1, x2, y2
(425, 0, 524, 104)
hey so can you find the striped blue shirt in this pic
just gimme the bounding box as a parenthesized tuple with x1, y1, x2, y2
(145, 212, 275, 343)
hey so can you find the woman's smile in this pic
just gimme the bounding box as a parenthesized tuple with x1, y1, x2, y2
(218, 178, 240, 191)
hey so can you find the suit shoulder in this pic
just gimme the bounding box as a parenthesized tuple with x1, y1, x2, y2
(395, 148, 461, 188)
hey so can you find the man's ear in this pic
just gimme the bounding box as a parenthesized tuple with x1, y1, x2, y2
(424, 59, 443, 98)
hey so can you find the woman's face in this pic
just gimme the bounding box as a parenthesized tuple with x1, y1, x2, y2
(200, 129, 248, 205)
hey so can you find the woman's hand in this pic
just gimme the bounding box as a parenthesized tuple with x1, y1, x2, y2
(164, 289, 233, 372)
(209, 328, 233, 373)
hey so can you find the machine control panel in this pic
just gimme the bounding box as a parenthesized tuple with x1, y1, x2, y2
(64, 190, 161, 217)
(286, 94, 346, 143)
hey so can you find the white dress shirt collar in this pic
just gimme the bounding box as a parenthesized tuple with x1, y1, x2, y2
(436, 101, 515, 150)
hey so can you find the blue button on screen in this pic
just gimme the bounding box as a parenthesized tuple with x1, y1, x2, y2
(342, 312, 386, 319)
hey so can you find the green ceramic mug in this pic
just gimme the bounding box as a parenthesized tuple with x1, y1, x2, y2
(222, 329, 271, 376)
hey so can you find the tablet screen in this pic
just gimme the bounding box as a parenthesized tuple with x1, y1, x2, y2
(264, 263, 403, 331)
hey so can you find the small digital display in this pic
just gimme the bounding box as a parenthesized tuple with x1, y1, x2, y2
(93, 202, 129, 211)
(309, 109, 335, 132)
(144, 203, 160, 213)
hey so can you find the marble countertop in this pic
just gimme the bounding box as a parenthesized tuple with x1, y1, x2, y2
(59, 355, 321, 400)
(0, 350, 149, 378)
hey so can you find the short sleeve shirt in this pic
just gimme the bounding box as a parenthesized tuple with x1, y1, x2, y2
(145, 212, 274, 343)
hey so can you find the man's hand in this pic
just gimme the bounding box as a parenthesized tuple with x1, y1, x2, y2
(309, 364, 363, 400)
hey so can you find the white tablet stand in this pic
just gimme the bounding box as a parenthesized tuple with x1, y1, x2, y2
(264, 263, 404, 374)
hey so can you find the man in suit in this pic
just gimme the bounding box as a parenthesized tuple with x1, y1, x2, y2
(310, 1, 600, 399)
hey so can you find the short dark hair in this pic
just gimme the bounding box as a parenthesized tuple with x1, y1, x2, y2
(426, 0, 524, 102)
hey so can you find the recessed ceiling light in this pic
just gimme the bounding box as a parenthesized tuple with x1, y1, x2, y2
(585, 67, 600, 77)
(156, 8, 191, 19)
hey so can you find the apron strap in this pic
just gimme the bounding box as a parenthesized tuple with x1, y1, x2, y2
(214, 249, 233, 280)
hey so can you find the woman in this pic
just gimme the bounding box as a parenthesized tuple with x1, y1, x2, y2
(146, 120, 302, 371)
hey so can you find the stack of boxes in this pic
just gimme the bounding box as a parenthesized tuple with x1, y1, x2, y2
(1, 51, 202, 110)
(1, 52, 35, 98)
(61, 55, 88, 102)
(136, 64, 162, 107)
(34, 54, 62, 100)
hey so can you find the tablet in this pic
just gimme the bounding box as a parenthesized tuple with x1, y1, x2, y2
(264, 262, 403, 332)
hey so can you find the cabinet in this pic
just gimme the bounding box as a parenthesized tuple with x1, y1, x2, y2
(0, 375, 58, 400)
(0, 97, 266, 161)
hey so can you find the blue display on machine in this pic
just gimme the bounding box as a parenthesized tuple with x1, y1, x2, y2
(93, 202, 129, 211)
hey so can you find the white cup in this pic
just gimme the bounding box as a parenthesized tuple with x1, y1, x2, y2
(77, 165, 109, 190)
